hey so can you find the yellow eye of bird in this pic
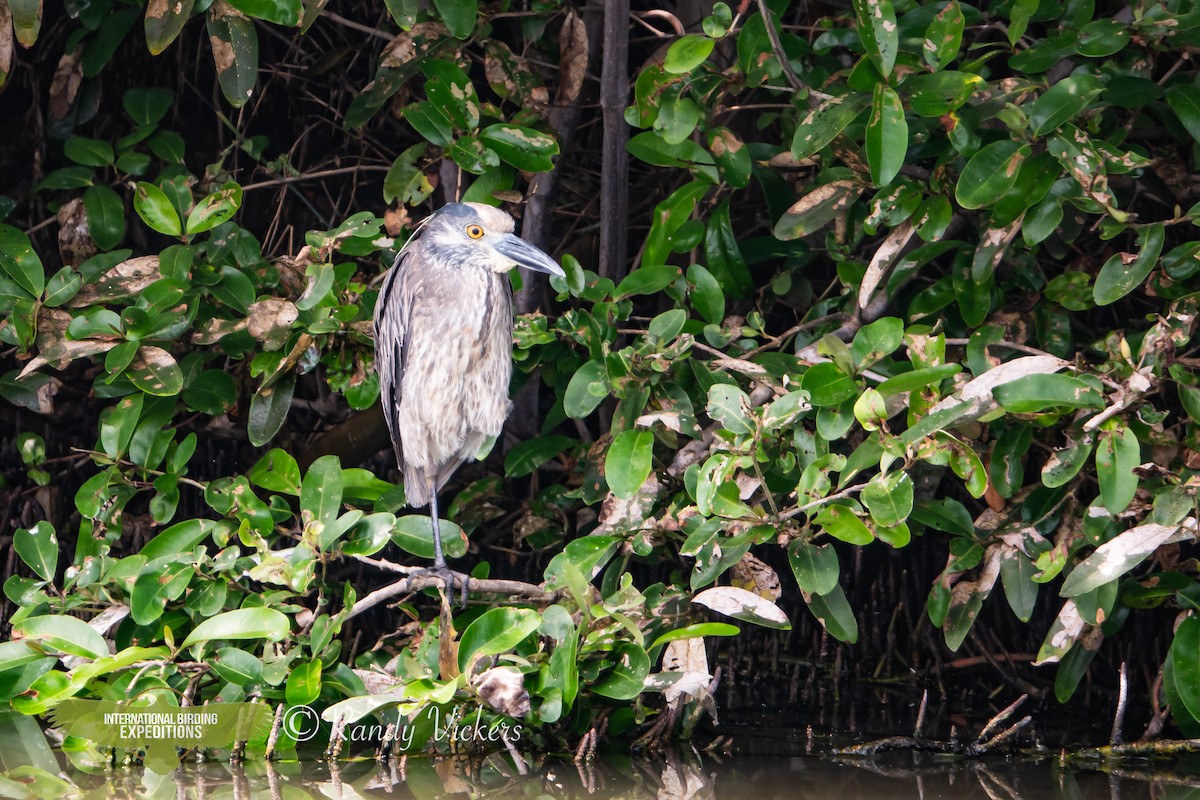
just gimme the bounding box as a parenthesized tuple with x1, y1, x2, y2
(466, 224, 485, 239)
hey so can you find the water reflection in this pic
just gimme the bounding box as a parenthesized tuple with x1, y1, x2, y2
(3, 746, 1200, 800)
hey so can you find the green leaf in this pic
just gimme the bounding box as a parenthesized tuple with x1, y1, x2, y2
(504, 435, 575, 478)
(648, 622, 740, 651)
(800, 362, 857, 407)
(130, 561, 193, 624)
(226, 0, 300, 26)
(911, 497, 974, 536)
(403, 101, 454, 147)
(664, 34, 714, 74)
(687, 264, 725, 324)
(43, 268, 82, 308)
(206, 2, 259, 108)
(791, 94, 869, 160)
(186, 182, 243, 235)
(787, 541, 839, 595)
(181, 607, 290, 648)
(9, 0, 42, 46)
(285, 659, 322, 705)
(0, 224, 45, 298)
(390, 515, 468, 559)
(865, 84, 907, 186)
(1166, 83, 1200, 146)
(773, 180, 861, 240)
(13, 522, 57, 582)
(183, 369, 237, 415)
(605, 430, 655, 499)
(614, 265, 682, 300)
(815, 504, 873, 545)
(993, 373, 1105, 413)
(563, 359, 608, 419)
(457, 607, 540, 671)
(1028, 75, 1104, 137)
(248, 370, 296, 446)
(706, 384, 753, 435)
(479, 124, 558, 173)
(852, 0, 898, 76)
(302, 455, 344, 529)
(850, 316, 903, 367)
(13, 616, 108, 660)
(64, 137, 114, 167)
(1093, 222, 1165, 305)
(141, 519, 219, 560)
(955, 141, 1029, 209)
(383, 144, 434, 205)
(1169, 616, 1200, 723)
(1096, 424, 1139, 513)
(432, 0, 476, 38)
(803, 583, 858, 643)
(861, 472, 913, 528)
(655, 93, 700, 145)
(248, 449, 302, 495)
(707, 127, 751, 189)
(211, 647, 265, 686)
(423, 59, 480, 131)
(592, 642, 651, 700)
(126, 346, 184, 396)
(922, 0, 964, 70)
(1000, 551, 1037, 622)
(704, 200, 754, 298)
(144, 0, 195, 54)
(133, 182, 182, 236)
(82, 185, 126, 251)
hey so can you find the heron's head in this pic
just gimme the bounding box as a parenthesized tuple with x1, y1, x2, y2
(418, 202, 564, 277)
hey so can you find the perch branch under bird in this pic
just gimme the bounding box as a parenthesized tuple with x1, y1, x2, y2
(373, 201, 563, 602)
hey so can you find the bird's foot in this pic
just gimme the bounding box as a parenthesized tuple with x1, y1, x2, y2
(408, 565, 470, 608)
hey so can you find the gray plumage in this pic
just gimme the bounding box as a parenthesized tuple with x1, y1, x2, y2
(373, 202, 563, 573)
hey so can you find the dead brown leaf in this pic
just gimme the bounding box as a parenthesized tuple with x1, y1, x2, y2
(48, 47, 82, 120)
(556, 8, 587, 106)
(731, 552, 781, 602)
(56, 197, 97, 266)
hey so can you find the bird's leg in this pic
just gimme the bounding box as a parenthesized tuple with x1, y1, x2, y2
(428, 491, 469, 607)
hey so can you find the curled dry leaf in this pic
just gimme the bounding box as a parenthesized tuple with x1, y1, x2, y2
(351, 668, 404, 695)
(19, 339, 118, 377)
(69, 255, 162, 307)
(48, 47, 82, 121)
(484, 40, 549, 113)
(594, 472, 660, 536)
(660, 637, 711, 707)
(246, 298, 299, 348)
(731, 552, 782, 602)
(692, 585, 791, 629)
(473, 666, 530, 718)
(57, 197, 97, 266)
(382, 21, 449, 69)
(556, 7, 587, 106)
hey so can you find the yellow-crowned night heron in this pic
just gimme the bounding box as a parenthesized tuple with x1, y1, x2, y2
(374, 202, 563, 594)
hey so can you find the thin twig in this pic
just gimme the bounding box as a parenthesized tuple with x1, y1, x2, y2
(241, 165, 390, 192)
(754, 0, 803, 92)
